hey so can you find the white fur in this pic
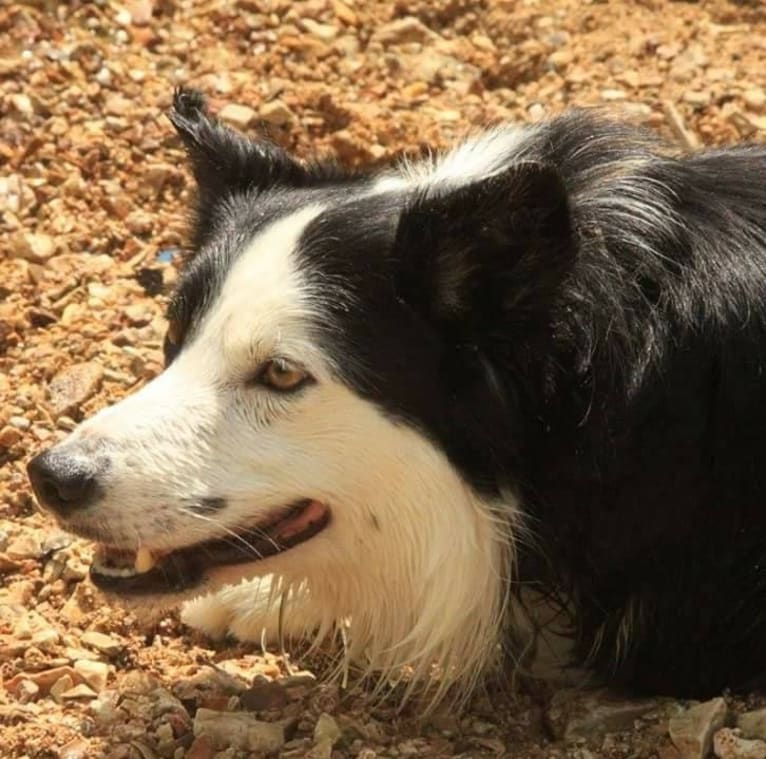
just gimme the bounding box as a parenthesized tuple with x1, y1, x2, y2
(65, 204, 518, 706)
(373, 125, 536, 195)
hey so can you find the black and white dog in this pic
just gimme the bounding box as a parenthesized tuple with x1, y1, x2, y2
(28, 88, 766, 705)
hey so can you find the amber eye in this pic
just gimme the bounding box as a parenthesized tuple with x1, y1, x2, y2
(257, 359, 312, 392)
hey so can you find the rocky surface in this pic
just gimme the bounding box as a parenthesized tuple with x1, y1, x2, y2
(1, 0, 765, 756)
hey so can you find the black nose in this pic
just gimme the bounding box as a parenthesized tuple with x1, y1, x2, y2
(27, 449, 100, 516)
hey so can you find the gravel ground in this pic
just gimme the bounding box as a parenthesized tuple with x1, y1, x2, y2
(1, 1, 766, 757)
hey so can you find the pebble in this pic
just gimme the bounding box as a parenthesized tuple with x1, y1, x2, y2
(239, 680, 289, 711)
(125, 210, 153, 235)
(60, 683, 98, 700)
(10, 232, 56, 263)
(372, 16, 438, 46)
(313, 713, 342, 749)
(740, 710, 766, 741)
(332, 0, 357, 26)
(59, 738, 91, 759)
(743, 87, 766, 112)
(259, 99, 295, 126)
(547, 688, 666, 742)
(185, 735, 215, 759)
(669, 698, 728, 759)
(81, 630, 124, 657)
(0, 426, 22, 448)
(193, 708, 285, 753)
(6, 534, 42, 560)
(219, 103, 257, 130)
(74, 659, 110, 692)
(17, 679, 40, 704)
(50, 674, 75, 703)
(47, 361, 104, 418)
(300, 18, 338, 42)
(714, 728, 766, 759)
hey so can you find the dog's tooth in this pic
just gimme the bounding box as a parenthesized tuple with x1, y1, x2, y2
(134, 546, 155, 574)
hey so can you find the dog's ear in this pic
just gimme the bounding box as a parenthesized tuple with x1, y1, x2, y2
(394, 162, 575, 347)
(169, 87, 305, 205)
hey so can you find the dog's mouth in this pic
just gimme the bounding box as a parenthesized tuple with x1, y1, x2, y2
(89, 499, 330, 595)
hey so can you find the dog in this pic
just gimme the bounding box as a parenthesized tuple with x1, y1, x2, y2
(27, 88, 766, 706)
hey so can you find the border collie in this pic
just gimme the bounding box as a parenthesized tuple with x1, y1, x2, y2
(28, 88, 766, 706)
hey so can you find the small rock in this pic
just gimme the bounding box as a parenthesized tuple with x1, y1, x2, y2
(193, 708, 285, 753)
(60, 683, 98, 700)
(300, 18, 338, 42)
(59, 738, 91, 759)
(0, 426, 22, 448)
(714, 728, 766, 759)
(240, 680, 289, 711)
(125, 210, 153, 235)
(601, 88, 627, 101)
(6, 534, 42, 560)
(50, 674, 75, 703)
(16, 679, 40, 704)
(104, 94, 132, 116)
(314, 713, 342, 746)
(126, 0, 154, 26)
(10, 232, 56, 263)
(669, 697, 728, 759)
(744, 87, 766, 113)
(6, 665, 82, 696)
(547, 688, 666, 742)
(259, 100, 294, 126)
(185, 735, 215, 759)
(332, 0, 357, 25)
(48, 362, 104, 418)
(740, 710, 766, 741)
(219, 103, 257, 130)
(372, 16, 437, 46)
(74, 659, 110, 692)
(81, 630, 124, 657)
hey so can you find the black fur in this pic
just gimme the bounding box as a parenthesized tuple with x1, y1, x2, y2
(170, 88, 766, 698)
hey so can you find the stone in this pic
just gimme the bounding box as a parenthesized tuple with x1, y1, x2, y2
(74, 659, 110, 692)
(259, 100, 294, 126)
(714, 728, 766, 759)
(219, 103, 257, 130)
(669, 697, 728, 759)
(81, 630, 124, 657)
(60, 683, 98, 700)
(547, 688, 668, 742)
(332, 0, 357, 26)
(50, 674, 75, 702)
(16, 679, 40, 704)
(314, 713, 341, 745)
(48, 362, 104, 418)
(0, 426, 22, 448)
(744, 87, 766, 112)
(739, 710, 766, 741)
(6, 534, 42, 560)
(240, 680, 289, 711)
(10, 232, 56, 263)
(59, 738, 91, 759)
(372, 17, 438, 46)
(193, 708, 285, 753)
(185, 735, 215, 759)
(300, 18, 338, 42)
(125, 210, 153, 235)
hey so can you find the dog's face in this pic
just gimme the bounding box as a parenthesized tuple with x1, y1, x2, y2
(28, 89, 575, 696)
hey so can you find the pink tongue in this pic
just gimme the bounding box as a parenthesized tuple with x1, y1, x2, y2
(273, 501, 327, 540)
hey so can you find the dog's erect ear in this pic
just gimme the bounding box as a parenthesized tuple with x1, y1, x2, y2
(169, 87, 305, 201)
(394, 162, 575, 345)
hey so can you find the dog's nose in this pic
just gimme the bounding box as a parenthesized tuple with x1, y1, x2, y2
(27, 449, 100, 516)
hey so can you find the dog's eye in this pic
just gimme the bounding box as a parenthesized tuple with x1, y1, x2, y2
(256, 359, 312, 393)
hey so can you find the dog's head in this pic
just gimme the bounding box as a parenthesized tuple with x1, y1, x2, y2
(27, 89, 575, 696)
